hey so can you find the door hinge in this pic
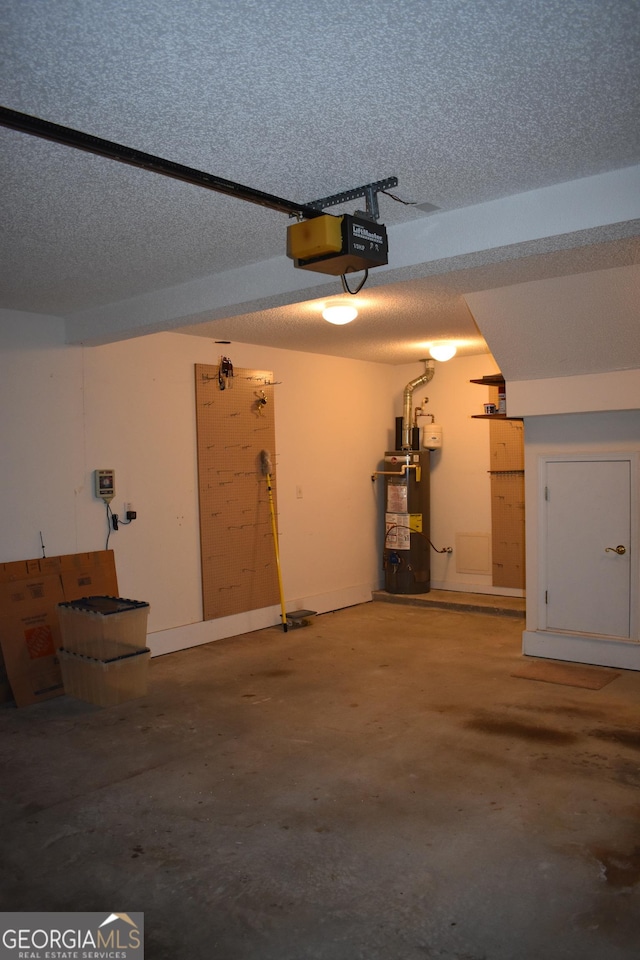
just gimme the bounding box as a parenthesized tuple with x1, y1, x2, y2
(545, 590, 548, 604)
(544, 486, 550, 501)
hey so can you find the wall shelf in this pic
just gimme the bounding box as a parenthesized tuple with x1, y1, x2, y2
(470, 374, 522, 420)
(470, 375, 505, 386)
(472, 413, 510, 419)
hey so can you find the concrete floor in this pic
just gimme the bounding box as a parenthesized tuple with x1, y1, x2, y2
(1, 600, 639, 960)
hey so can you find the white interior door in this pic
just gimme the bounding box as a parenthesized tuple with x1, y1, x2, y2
(544, 458, 631, 638)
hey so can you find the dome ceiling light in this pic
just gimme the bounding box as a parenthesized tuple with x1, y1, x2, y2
(428, 342, 457, 361)
(322, 305, 358, 325)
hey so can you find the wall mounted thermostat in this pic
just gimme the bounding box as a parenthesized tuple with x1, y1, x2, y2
(94, 469, 116, 503)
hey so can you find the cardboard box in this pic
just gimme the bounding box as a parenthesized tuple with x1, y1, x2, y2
(59, 550, 118, 601)
(0, 550, 119, 706)
(0, 649, 12, 704)
(0, 573, 66, 706)
(0, 558, 44, 583)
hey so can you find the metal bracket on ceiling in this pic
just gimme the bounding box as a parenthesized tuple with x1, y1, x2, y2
(298, 176, 398, 222)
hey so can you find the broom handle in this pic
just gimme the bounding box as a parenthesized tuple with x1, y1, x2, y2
(266, 473, 288, 631)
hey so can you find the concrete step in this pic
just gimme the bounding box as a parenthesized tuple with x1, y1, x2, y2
(372, 587, 526, 618)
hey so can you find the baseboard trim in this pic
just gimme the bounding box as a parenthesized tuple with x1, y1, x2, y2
(431, 579, 525, 598)
(148, 581, 378, 657)
(522, 629, 640, 671)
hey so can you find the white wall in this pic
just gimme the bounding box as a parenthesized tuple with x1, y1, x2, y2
(1, 312, 512, 659)
(0, 313, 397, 654)
(0, 312, 85, 554)
(389, 353, 513, 595)
(465, 262, 640, 383)
(508, 368, 640, 417)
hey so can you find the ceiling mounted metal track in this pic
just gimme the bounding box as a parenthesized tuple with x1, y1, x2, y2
(1, 107, 397, 225)
(1, 106, 327, 220)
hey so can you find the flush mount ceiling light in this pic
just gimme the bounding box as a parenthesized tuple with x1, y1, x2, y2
(322, 305, 358, 325)
(428, 342, 457, 361)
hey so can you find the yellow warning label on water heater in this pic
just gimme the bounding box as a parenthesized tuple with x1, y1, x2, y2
(409, 514, 422, 532)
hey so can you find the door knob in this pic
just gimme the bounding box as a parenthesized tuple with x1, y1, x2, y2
(605, 544, 626, 555)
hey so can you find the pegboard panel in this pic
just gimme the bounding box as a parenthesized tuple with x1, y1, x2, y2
(490, 472, 526, 588)
(489, 416, 525, 588)
(195, 363, 280, 621)
(489, 417, 524, 471)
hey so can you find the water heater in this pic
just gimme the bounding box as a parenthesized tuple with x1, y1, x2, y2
(383, 450, 431, 594)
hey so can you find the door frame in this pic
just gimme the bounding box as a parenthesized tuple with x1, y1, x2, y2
(537, 452, 639, 640)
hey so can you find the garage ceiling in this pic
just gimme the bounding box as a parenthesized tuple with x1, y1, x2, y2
(1, 0, 639, 374)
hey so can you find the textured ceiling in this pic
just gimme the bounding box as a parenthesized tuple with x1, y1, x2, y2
(1, 0, 639, 371)
(180, 234, 640, 365)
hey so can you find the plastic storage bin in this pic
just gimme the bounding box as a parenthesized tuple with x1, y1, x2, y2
(57, 596, 150, 705)
(57, 596, 149, 659)
(58, 645, 151, 706)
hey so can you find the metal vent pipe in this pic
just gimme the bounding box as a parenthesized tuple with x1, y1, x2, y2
(401, 359, 435, 449)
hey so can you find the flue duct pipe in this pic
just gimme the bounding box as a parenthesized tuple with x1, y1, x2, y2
(402, 359, 435, 449)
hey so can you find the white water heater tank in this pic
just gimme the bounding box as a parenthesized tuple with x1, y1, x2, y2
(419, 419, 442, 450)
